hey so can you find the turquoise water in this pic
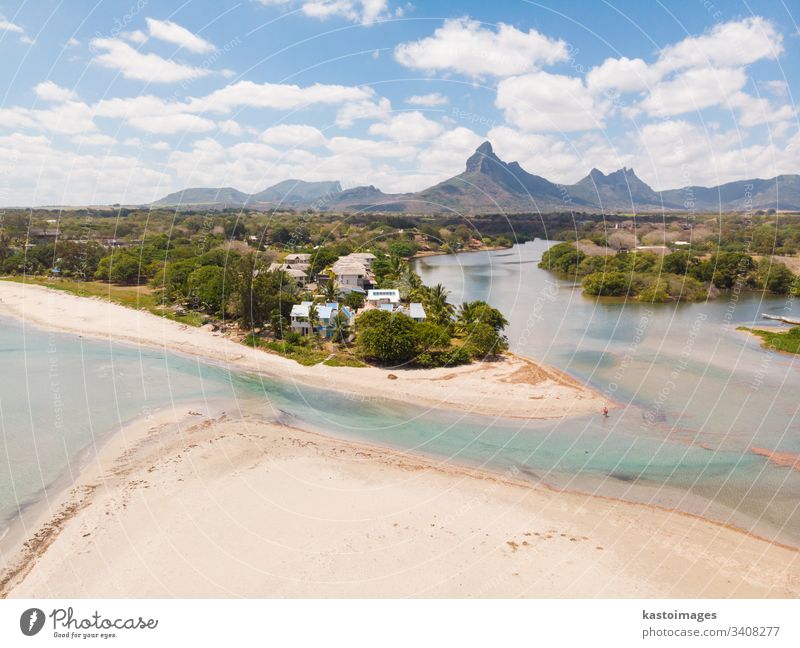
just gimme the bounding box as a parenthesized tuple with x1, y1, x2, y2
(2, 243, 800, 546)
(0, 318, 246, 531)
(413, 241, 800, 542)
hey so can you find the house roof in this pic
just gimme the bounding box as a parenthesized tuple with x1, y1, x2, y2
(409, 302, 426, 319)
(290, 303, 310, 317)
(367, 289, 400, 302)
(332, 260, 367, 275)
(285, 253, 311, 261)
(346, 252, 376, 260)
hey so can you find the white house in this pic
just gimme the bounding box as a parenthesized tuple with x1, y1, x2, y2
(332, 259, 370, 288)
(366, 289, 400, 307)
(290, 301, 354, 338)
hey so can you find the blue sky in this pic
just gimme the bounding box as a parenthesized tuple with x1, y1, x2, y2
(0, 0, 797, 205)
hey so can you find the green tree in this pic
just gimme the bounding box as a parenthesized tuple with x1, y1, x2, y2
(539, 242, 586, 275)
(356, 310, 418, 364)
(756, 259, 795, 294)
(187, 265, 227, 313)
(582, 271, 631, 296)
(329, 311, 352, 345)
(463, 322, 508, 358)
(343, 290, 365, 310)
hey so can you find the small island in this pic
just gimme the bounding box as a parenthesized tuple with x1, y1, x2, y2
(540, 241, 800, 303)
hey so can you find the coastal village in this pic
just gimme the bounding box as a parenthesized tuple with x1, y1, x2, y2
(276, 251, 427, 340)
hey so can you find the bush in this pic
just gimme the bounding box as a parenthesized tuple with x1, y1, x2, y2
(539, 242, 586, 275)
(356, 310, 419, 364)
(582, 271, 632, 296)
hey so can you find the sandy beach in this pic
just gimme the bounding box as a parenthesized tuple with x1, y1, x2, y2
(2, 279, 799, 598)
(0, 281, 605, 420)
(2, 404, 798, 598)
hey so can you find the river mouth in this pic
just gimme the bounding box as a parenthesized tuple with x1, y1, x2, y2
(412, 240, 800, 547)
(2, 245, 800, 550)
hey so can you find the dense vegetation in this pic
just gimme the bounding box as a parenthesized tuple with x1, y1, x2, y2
(0, 209, 509, 368)
(355, 296, 508, 367)
(540, 242, 800, 302)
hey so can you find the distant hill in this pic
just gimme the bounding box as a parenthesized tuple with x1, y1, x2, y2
(250, 180, 342, 204)
(151, 141, 800, 213)
(153, 180, 342, 208)
(152, 187, 251, 207)
(659, 175, 800, 212)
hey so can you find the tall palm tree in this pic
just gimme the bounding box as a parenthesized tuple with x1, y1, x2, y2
(307, 303, 320, 336)
(324, 278, 338, 302)
(329, 310, 351, 345)
(420, 283, 454, 328)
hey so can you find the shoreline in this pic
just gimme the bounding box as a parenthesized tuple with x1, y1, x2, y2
(2, 406, 798, 597)
(0, 280, 608, 421)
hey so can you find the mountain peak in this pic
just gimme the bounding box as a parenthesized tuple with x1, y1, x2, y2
(465, 141, 501, 173)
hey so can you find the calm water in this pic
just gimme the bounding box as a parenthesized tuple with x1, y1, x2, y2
(2, 243, 800, 546)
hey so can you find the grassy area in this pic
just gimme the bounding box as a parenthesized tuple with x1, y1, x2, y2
(323, 355, 366, 367)
(738, 326, 800, 354)
(1, 276, 204, 326)
(244, 334, 330, 366)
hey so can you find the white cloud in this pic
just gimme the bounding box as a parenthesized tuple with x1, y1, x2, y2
(301, 0, 389, 25)
(0, 101, 96, 135)
(192, 80, 375, 113)
(406, 93, 448, 107)
(657, 16, 782, 74)
(218, 119, 245, 136)
(637, 67, 747, 117)
(368, 111, 443, 141)
(496, 72, 603, 132)
(394, 18, 568, 77)
(760, 80, 789, 98)
(34, 81, 77, 103)
(127, 113, 216, 134)
(631, 119, 800, 189)
(586, 57, 659, 94)
(0, 17, 24, 33)
(66, 37, 80, 47)
(145, 18, 216, 54)
(728, 91, 795, 128)
(72, 133, 117, 147)
(335, 97, 391, 127)
(90, 37, 211, 83)
(0, 132, 172, 205)
(261, 124, 327, 147)
(120, 30, 148, 44)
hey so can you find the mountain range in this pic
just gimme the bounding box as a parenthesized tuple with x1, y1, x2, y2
(152, 141, 800, 213)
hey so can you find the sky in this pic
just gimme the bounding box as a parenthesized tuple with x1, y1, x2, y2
(0, 0, 798, 206)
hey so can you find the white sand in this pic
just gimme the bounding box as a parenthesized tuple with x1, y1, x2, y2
(2, 407, 798, 598)
(0, 281, 606, 420)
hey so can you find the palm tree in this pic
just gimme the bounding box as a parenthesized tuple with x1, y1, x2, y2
(329, 310, 351, 345)
(307, 303, 320, 337)
(387, 254, 405, 279)
(324, 277, 339, 302)
(424, 283, 455, 327)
